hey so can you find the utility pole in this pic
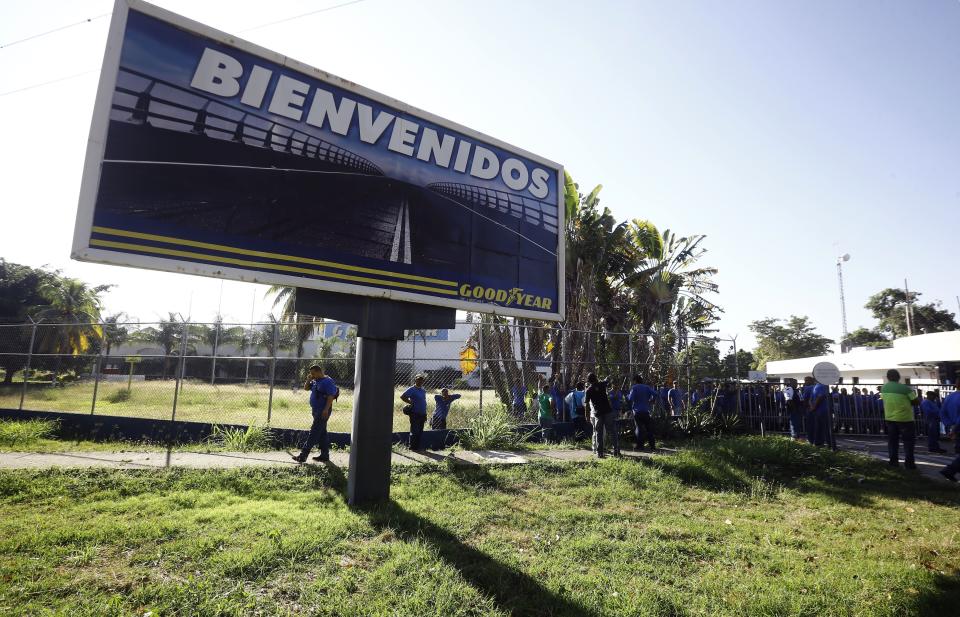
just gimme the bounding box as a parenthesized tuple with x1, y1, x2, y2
(836, 254, 850, 349)
(904, 278, 914, 337)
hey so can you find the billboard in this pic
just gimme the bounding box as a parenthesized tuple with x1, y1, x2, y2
(73, 0, 564, 320)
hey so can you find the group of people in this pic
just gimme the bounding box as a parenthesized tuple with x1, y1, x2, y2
(399, 374, 462, 450)
(291, 364, 960, 483)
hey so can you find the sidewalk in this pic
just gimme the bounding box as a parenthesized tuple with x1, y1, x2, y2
(0, 447, 664, 470)
(834, 436, 955, 483)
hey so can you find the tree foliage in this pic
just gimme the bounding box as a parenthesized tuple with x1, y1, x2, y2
(0, 260, 110, 383)
(748, 316, 832, 370)
(865, 288, 958, 338)
(842, 326, 890, 349)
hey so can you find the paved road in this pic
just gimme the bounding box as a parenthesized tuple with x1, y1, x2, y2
(834, 436, 956, 483)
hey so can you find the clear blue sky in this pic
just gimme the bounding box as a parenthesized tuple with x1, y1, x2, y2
(1, 0, 957, 349)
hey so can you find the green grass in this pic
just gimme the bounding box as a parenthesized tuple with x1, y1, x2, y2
(208, 424, 276, 452)
(0, 436, 957, 616)
(0, 382, 499, 432)
(0, 419, 274, 454)
(0, 418, 58, 447)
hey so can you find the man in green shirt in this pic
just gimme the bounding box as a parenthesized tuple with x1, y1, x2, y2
(538, 384, 554, 443)
(880, 369, 918, 469)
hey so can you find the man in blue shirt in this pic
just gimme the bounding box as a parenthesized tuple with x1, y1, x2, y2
(565, 382, 588, 440)
(628, 374, 657, 451)
(609, 379, 625, 417)
(668, 383, 684, 416)
(292, 364, 339, 463)
(512, 384, 528, 417)
(430, 388, 461, 430)
(800, 377, 816, 444)
(920, 391, 946, 453)
(401, 374, 429, 451)
(941, 390, 960, 455)
(549, 377, 565, 421)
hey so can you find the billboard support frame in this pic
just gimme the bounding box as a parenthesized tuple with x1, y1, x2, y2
(296, 288, 455, 505)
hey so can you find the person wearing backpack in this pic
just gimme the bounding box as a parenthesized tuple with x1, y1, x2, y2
(292, 364, 338, 463)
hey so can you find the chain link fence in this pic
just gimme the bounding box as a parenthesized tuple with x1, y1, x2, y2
(1, 319, 954, 440)
(0, 319, 692, 433)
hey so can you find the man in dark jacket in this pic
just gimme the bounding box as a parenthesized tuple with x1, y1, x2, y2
(585, 373, 620, 458)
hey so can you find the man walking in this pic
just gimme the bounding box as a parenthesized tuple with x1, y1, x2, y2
(585, 373, 619, 458)
(292, 364, 338, 463)
(880, 369, 918, 469)
(627, 374, 657, 450)
(801, 377, 817, 444)
(401, 374, 429, 451)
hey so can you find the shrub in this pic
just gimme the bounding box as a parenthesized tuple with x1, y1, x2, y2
(0, 419, 59, 447)
(209, 424, 275, 451)
(107, 389, 132, 403)
(458, 405, 537, 451)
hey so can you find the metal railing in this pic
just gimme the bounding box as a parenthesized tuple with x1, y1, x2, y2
(113, 66, 384, 176)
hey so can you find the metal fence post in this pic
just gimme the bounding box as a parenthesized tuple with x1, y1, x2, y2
(18, 319, 37, 411)
(90, 321, 106, 415)
(210, 322, 220, 385)
(170, 321, 188, 423)
(628, 333, 634, 379)
(478, 317, 484, 415)
(411, 330, 417, 385)
(267, 321, 278, 424)
(732, 336, 742, 416)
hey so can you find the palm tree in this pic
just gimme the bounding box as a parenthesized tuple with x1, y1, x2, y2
(33, 278, 110, 355)
(266, 286, 319, 360)
(101, 312, 129, 357)
(200, 316, 245, 384)
(32, 278, 110, 382)
(130, 313, 194, 379)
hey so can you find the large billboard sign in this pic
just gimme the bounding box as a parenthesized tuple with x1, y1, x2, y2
(73, 0, 565, 320)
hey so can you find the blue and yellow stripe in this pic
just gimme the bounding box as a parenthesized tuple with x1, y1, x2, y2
(89, 226, 458, 296)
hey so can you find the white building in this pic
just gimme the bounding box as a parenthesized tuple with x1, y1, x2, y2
(766, 331, 960, 386)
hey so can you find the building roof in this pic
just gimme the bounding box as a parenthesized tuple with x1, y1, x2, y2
(766, 331, 960, 376)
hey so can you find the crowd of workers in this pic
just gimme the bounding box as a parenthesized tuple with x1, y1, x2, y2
(291, 363, 960, 482)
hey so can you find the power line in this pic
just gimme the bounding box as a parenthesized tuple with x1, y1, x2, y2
(0, 0, 372, 98)
(0, 69, 98, 97)
(1, 13, 110, 50)
(240, 0, 368, 33)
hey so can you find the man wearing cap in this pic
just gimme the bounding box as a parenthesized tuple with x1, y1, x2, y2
(401, 374, 429, 451)
(292, 364, 338, 463)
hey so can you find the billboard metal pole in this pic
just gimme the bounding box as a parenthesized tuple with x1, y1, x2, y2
(18, 319, 37, 411)
(297, 289, 454, 506)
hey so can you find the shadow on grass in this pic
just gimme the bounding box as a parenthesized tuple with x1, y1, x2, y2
(909, 570, 960, 614)
(648, 436, 960, 508)
(355, 497, 597, 617)
(317, 461, 594, 616)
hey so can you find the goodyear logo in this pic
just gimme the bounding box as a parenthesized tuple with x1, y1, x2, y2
(459, 284, 553, 311)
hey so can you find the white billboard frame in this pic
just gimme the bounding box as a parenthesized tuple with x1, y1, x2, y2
(72, 0, 566, 321)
